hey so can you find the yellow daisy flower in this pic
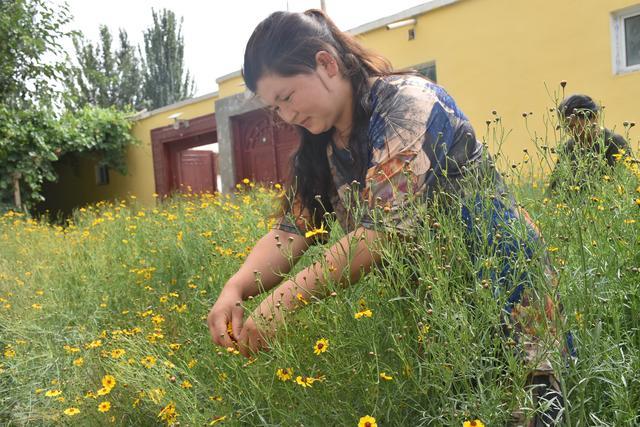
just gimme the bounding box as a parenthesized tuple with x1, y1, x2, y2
(64, 407, 80, 416)
(354, 309, 373, 319)
(358, 415, 377, 427)
(141, 355, 157, 368)
(463, 420, 485, 427)
(276, 368, 293, 382)
(98, 401, 111, 413)
(313, 338, 329, 355)
(210, 415, 227, 425)
(101, 375, 116, 390)
(304, 223, 329, 239)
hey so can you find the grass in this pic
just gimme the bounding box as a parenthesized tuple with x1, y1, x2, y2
(1, 111, 639, 426)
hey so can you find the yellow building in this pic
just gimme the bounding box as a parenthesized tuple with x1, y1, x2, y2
(42, 0, 640, 213)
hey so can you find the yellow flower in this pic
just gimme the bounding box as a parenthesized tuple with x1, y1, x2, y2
(4, 346, 16, 358)
(110, 349, 125, 358)
(313, 338, 329, 355)
(73, 357, 84, 366)
(85, 340, 102, 349)
(210, 415, 227, 425)
(463, 420, 485, 427)
(64, 407, 80, 416)
(354, 309, 373, 319)
(304, 223, 329, 239)
(101, 375, 116, 390)
(242, 178, 250, 184)
(181, 380, 193, 389)
(31, 303, 42, 310)
(276, 368, 293, 381)
(45, 389, 62, 397)
(379, 372, 393, 381)
(97, 387, 111, 396)
(141, 355, 157, 368)
(358, 415, 377, 427)
(98, 401, 111, 413)
(296, 293, 309, 306)
(295, 376, 319, 388)
(158, 401, 177, 424)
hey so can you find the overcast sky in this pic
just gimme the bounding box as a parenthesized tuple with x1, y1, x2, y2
(56, 0, 428, 96)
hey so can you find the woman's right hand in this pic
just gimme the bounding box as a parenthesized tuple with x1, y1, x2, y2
(207, 286, 245, 349)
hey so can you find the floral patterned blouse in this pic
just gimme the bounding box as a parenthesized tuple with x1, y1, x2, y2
(278, 74, 500, 235)
(275, 74, 572, 371)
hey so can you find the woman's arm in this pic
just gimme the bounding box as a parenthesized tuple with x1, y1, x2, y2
(226, 228, 311, 298)
(236, 226, 382, 356)
(207, 228, 311, 348)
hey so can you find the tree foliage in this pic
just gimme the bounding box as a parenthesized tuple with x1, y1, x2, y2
(69, 26, 145, 110)
(0, 0, 140, 211)
(142, 8, 195, 109)
(68, 8, 195, 111)
(0, 105, 138, 209)
(0, 0, 72, 106)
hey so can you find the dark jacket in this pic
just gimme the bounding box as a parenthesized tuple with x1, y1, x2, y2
(548, 128, 631, 193)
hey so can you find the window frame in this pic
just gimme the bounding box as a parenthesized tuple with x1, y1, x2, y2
(410, 60, 437, 83)
(95, 164, 110, 186)
(611, 4, 640, 75)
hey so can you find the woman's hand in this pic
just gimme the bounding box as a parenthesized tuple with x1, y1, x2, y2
(236, 300, 282, 358)
(207, 286, 245, 349)
(236, 315, 270, 357)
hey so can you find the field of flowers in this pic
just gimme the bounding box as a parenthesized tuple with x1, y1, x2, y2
(1, 128, 639, 425)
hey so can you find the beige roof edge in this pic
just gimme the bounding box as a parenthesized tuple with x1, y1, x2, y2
(216, 69, 243, 84)
(130, 90, 220, 121)
(349, 0, 460, 35)
(215, 0, 460, 86)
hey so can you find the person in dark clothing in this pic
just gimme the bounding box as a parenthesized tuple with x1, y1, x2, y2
(549, 94, 632, 193)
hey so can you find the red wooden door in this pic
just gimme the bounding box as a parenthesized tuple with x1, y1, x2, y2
(177, 150, 216, 193)
(273, 121, 300, 184)
(233, 110, 300, 185)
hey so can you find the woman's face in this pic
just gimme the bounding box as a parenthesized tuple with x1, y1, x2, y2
(563, 113, 598, 141)
(255, 57, 350, 135)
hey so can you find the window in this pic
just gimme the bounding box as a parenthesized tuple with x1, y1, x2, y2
(95, 165, 110, 186)
(612, 5, 640, 74)
(415, 61, 437, 83)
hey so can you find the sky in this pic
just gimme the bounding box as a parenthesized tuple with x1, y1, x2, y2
(56, 0, 429, 96)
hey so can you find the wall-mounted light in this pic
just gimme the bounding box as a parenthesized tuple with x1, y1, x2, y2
(168, 112, 190, 130)
(386, 18, 416, 30)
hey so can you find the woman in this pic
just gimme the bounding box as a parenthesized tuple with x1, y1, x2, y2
(207, 9, 566, 425)
(549, 93, 631, 194)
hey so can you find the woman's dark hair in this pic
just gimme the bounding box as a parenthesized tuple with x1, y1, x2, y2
(558, 94, 600, 120)
(242, 9, 393, 230)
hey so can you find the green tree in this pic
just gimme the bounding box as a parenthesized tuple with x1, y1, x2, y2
(142, 8, 195, 109)
(69, 26, 145, 110)
(0, 1, 139, 211)
(0, 104, 138, 210)
(115, 30, 145, 110)
(0, 0, 72, 107)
